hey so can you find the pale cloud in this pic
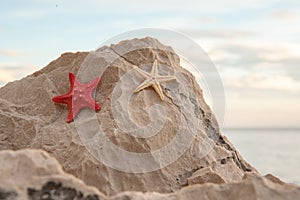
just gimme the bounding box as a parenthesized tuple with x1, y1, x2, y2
(269, 10, 297, 20)
(0, 69, 15, 84)
(172, 39, 300, 92)
(224, 73, 300, 92)
(3, 8, 52, 20)
(195, 17, 218, 23)
(0, 49, 28, 57)
(224, 96, 300, 127)
(9, 10, 49, 18)
(211, 42, 300, 92)
(212, 43, 300, 78)
(0, 64, 37, 87)
(179, 29, 258, 39)
(248, 74, 300, 91)
(214, 43, 281, 66)
(146, 18, 195, 29)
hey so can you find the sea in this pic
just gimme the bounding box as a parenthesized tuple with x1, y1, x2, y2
(223, 128, 300, 185)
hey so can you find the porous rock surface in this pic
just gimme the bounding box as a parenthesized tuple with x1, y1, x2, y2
(1, 37, 294, 199)
(1, 149, 299, 200)
(0, 149, 105, 200)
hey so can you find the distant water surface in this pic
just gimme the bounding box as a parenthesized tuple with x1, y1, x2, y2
(223, 128, 300, 185)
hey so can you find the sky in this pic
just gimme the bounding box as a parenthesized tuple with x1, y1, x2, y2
(1, 0, 300, 128)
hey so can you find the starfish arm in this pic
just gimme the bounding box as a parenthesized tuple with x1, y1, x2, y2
(69, 73, 77, 86)
(52, 73, 77, 104)
(85, 99, 101, 111)
(68, 100, 86, 122)
(133, 66, 151, 78)
(52, 94, 72, 104)
(152, 83, 165, 101)
(82, 93, 100, 110)
(151, 60, 159, 76)
(134, 78, 152, 93)
(86, 76, 101, 91)
(94, 102, 101, 111)
(66, 105, 75, 123)
(155, 75, 177, 82)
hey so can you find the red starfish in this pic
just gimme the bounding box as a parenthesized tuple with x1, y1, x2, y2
(52, 73, 101, 123)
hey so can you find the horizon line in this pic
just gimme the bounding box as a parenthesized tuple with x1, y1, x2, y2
(222, 127, 300, 130)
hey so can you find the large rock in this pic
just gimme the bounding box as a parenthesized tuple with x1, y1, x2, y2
(0, 37, 257, 196)
(1, 149, 299, 200)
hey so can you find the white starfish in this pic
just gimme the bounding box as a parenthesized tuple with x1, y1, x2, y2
(133, 60, 176, 101)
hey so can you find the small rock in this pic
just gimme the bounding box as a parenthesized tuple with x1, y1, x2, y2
(187, 167, 226, 185)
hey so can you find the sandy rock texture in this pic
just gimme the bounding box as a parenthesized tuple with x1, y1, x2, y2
(0, 149, 105, 200)
(1, 149, 299, 200)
